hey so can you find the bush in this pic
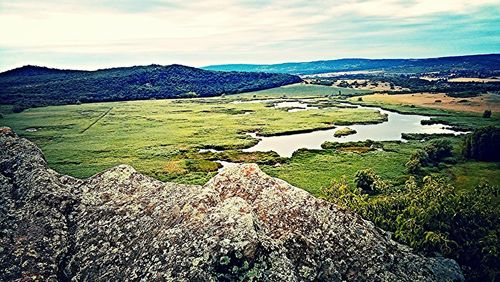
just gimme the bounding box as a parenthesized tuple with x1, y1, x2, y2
(483, 110, 492, 118)
(425, 139, 452, 161)
(405, 157, 422, 174)
(12, 104, 25, 113)
(406, 139, 453, 174)
(323, 176, 500, 281)
(354, 169, 388, 193)
(463, 126, 500, 161)
(322, 177, 367, 208)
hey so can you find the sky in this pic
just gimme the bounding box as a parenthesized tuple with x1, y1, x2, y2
(0, 0, 499, 71)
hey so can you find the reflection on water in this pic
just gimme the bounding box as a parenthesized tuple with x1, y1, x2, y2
(244, 104, 465, 157)
(215, 160, 238, 172)
(274, 101, 319, 112)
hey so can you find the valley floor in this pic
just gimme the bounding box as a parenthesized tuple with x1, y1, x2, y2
(1, 83, 499, 280)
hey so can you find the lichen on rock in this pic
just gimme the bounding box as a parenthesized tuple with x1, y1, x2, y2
(0, 127, 464, 281)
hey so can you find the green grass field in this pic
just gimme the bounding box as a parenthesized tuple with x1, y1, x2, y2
(234, 83, 372, 99)
(0, 84, 383, 184)
(0, 84, 498, 192)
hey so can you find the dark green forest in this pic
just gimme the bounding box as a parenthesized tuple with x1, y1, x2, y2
(0, 64, 301, 111)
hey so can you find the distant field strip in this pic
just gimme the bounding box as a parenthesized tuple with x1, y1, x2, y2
(80, 107, 113, 133)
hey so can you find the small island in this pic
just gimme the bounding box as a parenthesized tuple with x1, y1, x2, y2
(334, 127, 357, 137)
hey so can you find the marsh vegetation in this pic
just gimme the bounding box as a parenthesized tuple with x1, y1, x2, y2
(1, 83, 498, 280)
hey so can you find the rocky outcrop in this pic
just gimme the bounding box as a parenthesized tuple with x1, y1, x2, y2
(0, 128, 464, 281)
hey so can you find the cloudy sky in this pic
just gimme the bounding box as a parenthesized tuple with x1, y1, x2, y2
(1, 0, 499, 71)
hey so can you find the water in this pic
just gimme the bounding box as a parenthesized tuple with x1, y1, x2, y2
(231, 99, 318, 112)
(215, 160, 238, 172)
(274, 101, 319, 112)
(199, 148, 222, 153)
(243, 104, 465, 157)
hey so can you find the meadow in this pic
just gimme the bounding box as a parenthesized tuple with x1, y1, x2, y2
(0, 84, 383, 184)
(1, 84, 498, 191)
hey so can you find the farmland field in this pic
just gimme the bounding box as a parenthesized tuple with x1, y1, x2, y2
(354, 93, 500, 113)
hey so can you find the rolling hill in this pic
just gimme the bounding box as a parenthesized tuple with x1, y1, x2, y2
(203, 54, 500, 75)
(0, 64, 301, 110)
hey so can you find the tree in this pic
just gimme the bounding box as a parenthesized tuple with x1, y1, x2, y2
(483, 110, 492, 118)
(463, 126, 500, 161)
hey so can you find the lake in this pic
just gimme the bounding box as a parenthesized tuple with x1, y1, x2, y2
(243, 103, 465, 157)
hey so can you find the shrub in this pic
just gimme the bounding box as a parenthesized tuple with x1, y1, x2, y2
(322, 177, 367, 209)
(405, 157, 422, 174)
(483, 109, 492, 118)
(12, 104, 25, 113)
(425, 139, 452, 161)
(463, 126, 500, 161)
(354, 169, 388, 193)
(357, 97, 363, 101)
(324, 175, 500, 281)
(406, 139, 452, 174)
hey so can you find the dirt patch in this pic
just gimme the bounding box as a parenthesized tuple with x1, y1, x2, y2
(359, 93, 500, 113)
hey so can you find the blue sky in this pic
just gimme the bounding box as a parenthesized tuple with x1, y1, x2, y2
(0, 0, 499, 71)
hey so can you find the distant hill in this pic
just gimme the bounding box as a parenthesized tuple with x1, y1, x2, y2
(0, 64, 301, 110)
(203, 54, 500, 75)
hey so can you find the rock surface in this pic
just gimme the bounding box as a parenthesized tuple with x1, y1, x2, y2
(0, 128, 464, 281)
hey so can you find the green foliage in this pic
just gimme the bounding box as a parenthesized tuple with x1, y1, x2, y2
(323, 175, 500, 281)
(333, 127, 357, 137)
(425, 139, 452, 162)
(0, 65, 302, 109)
(405, 157, 422, 174)
(354, 169, 389, 193)
(322, 177, 368, 208)
(483, 110, 492, 118)
(463, 126, 500, 162)
(406, 139, 453, 174)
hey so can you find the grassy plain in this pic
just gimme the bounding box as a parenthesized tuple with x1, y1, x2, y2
(0, 84, 498, 193)
(0, 84, 382, 184)
(233, 83, 372, 99)
(3, 83, 496, 280)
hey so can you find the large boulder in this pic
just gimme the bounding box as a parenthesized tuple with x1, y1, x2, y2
(0, 128, 463, 281)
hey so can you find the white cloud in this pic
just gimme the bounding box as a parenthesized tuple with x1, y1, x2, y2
(0, 0, 498, 70)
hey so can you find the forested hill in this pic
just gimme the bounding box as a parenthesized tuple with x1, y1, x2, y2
(203, 54, 500, 75)
(0, 64, 301, 111)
